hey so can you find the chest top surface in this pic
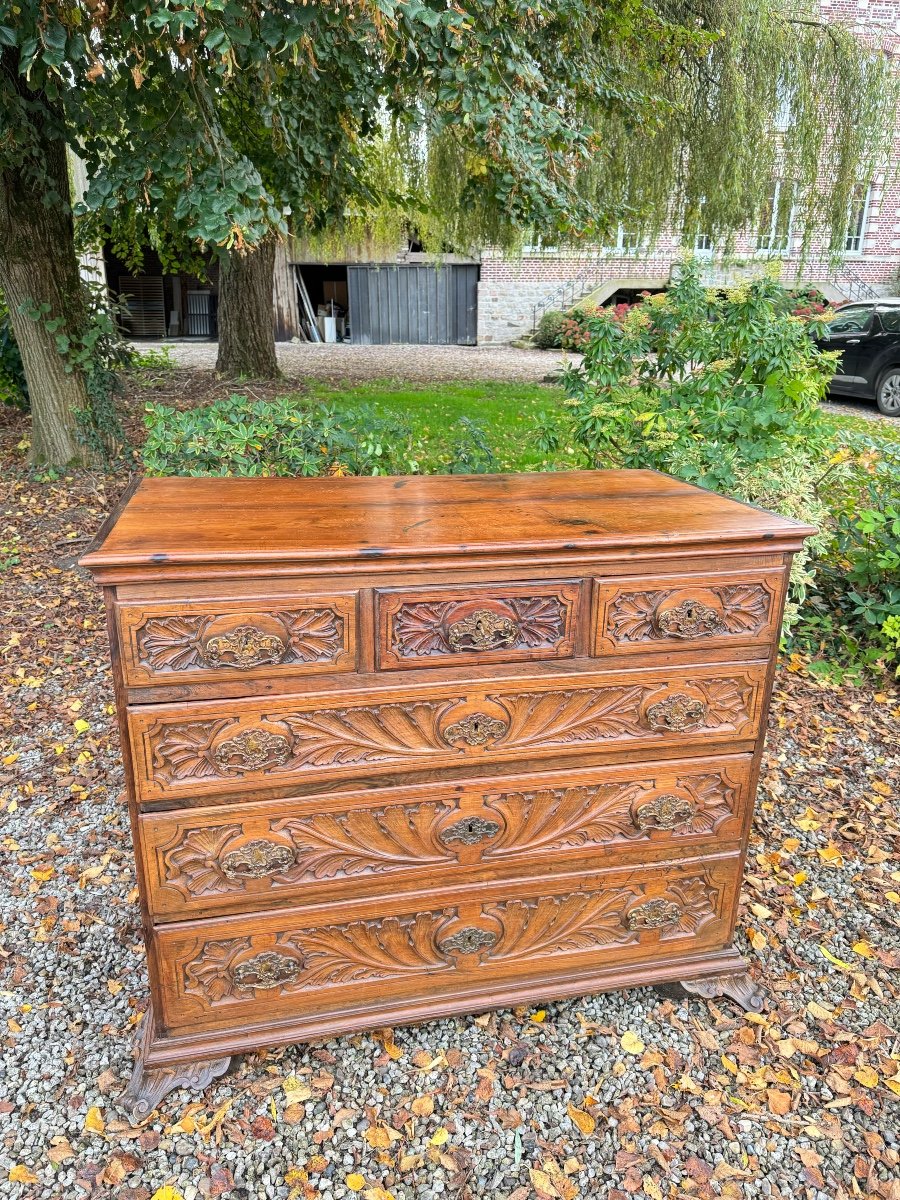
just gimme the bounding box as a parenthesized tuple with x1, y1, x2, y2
(81, 470, 814, 578)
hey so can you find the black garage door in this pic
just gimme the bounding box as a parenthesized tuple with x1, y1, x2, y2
(347, 264, 478, 345)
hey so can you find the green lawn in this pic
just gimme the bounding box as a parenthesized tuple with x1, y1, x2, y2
(303, 379, 900, 470)
(304, 380, 576, 472)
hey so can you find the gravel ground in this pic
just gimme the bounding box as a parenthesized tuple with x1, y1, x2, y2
(134, 341, 576, 385)
(1, 460, 899, 1200)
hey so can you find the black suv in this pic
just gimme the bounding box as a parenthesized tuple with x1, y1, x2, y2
(819, 300, 900, 416)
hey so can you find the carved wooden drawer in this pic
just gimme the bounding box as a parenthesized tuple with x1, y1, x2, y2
(153, 856, 740, 1035)
(129, 664, 768, 803)
(593, 570, 785, 656)
(116, 593, 357, 688)
(375, 581, 581, 670)
(139, 753, 753, 920)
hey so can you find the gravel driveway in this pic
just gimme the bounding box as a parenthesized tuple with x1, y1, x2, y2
(1, 449, 899, 1200)
(135, 341, 575, 385)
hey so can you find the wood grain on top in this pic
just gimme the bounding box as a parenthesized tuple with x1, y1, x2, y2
(81, 470, 814, 571)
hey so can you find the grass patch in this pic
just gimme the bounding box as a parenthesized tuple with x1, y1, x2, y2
(304, 380, 575, 472)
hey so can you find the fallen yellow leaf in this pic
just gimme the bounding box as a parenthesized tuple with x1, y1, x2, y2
(410, 1094, 434, 1117)
(429, 1126, 450, 1146)
(84, 1106, 105, 1134)
(345, 1175, 366, 1193)
(363, 1124, 399, 1149)
(643, 1176, 664, 1200)
(73, 718, 90, 733)
(9, 1165, 39, 1184)
(620, 1030, 645, 1055)
(853, 1065, 879, 1088)
(530, 1009, 547, 1023)
(567, 1103, 596, 1135)
(150, 1188, 186, 1200)
(853, 940, 874, 958)
(819, 945, 853, 971)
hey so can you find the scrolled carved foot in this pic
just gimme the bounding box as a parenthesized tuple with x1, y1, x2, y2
(121, 1054, 232, 1123)
(677, 970, 767, 1013)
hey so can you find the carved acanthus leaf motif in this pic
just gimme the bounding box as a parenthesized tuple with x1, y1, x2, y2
(274, 802, 452, 879)
(390, 595, 567, 658)
(607, 584, 771, 644)
(673, 771, 736, 834)
(486, 891, 636, 962)
(163, 824, 246, 898)
(494, 685, 649, 749)
(485, 782, 648, 858)
(625, 877, 717, 938)
(297, 914, 450, 987)
(137, 615, 208, 671)
(136, 607, 345, 673)
(282, 700, 454, 767)
(151, 719, 234, 783)
(680, 971, 766, 1013)
(184, 937, 254, 1003)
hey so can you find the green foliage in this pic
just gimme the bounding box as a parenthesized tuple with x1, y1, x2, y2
(143, 394, 424, 478)
(799, 434, 900, 677)
(446, 417, 498, 474)
(0, 289, 27, 410)
(20, 282, 131, 456)
(533, 311, 568, 351)
(556, 258, 838, 630)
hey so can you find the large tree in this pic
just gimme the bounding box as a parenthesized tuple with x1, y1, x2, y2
(0, 1, 896, 465)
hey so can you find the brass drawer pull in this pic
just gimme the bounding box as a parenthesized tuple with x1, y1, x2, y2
(213, 728, 292, 773)
(645, 693, 707, 732)
(443, 712, 509, 747)
(439, 927, 497, 954)
(626, 899, 682, 930)
(655, 600, 723, 640)
(634, 794, 696, 831)
(221, 839, 296, 880)
(448, 609, 519, 652)
(232, 951, 303, 990)
(440, 816, 501, 846)
(202, 624, 287, 669)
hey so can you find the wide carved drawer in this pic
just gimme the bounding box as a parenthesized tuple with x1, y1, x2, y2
(129, 663, 768, 802)
(140, 753, 753, 920)
(375, 580, 582, 670)
(153, 855, 740, 1035)
(115, 592, 357, 688)
(593, 569, 785, 655)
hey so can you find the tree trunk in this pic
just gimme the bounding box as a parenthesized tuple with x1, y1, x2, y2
(216, 238, 280, 378)
(0, 132, 93, 467)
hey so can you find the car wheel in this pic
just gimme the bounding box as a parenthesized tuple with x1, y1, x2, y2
(876, 368, 900, 416)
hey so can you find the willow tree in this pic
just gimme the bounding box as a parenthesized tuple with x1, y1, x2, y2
(0, 1, 896, 465)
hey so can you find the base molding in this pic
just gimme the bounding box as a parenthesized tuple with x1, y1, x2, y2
(119, 948, 755, 1115)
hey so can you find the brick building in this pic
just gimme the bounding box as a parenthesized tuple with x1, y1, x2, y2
(477, 0, 900, 342)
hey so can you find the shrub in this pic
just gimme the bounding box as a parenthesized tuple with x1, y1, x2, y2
(532, 310, 567, 350)
(0, 290, 27, 410)
(555, 258, 839, 636)
(142, 393, 424, 478)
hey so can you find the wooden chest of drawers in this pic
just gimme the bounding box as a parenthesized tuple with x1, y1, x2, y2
(82, 470, 814, 1120)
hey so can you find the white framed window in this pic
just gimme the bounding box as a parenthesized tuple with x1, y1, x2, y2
(694, 232, 715, 256)
(756, 181, 794, 254)
(607, 225, 648, 254)
(846, 184, 872, 254)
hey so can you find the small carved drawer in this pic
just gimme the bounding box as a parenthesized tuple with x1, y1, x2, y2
(593, 570, 785, 656)
(375, 581, 582, 670)
(153, 855, 740, 1035)
(115, 592, 357, 688)
(128, 664, 768, 802)
(139, 753, 754, 920)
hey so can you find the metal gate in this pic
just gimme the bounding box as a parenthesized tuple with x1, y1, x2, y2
(347, 264, 478, 345)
